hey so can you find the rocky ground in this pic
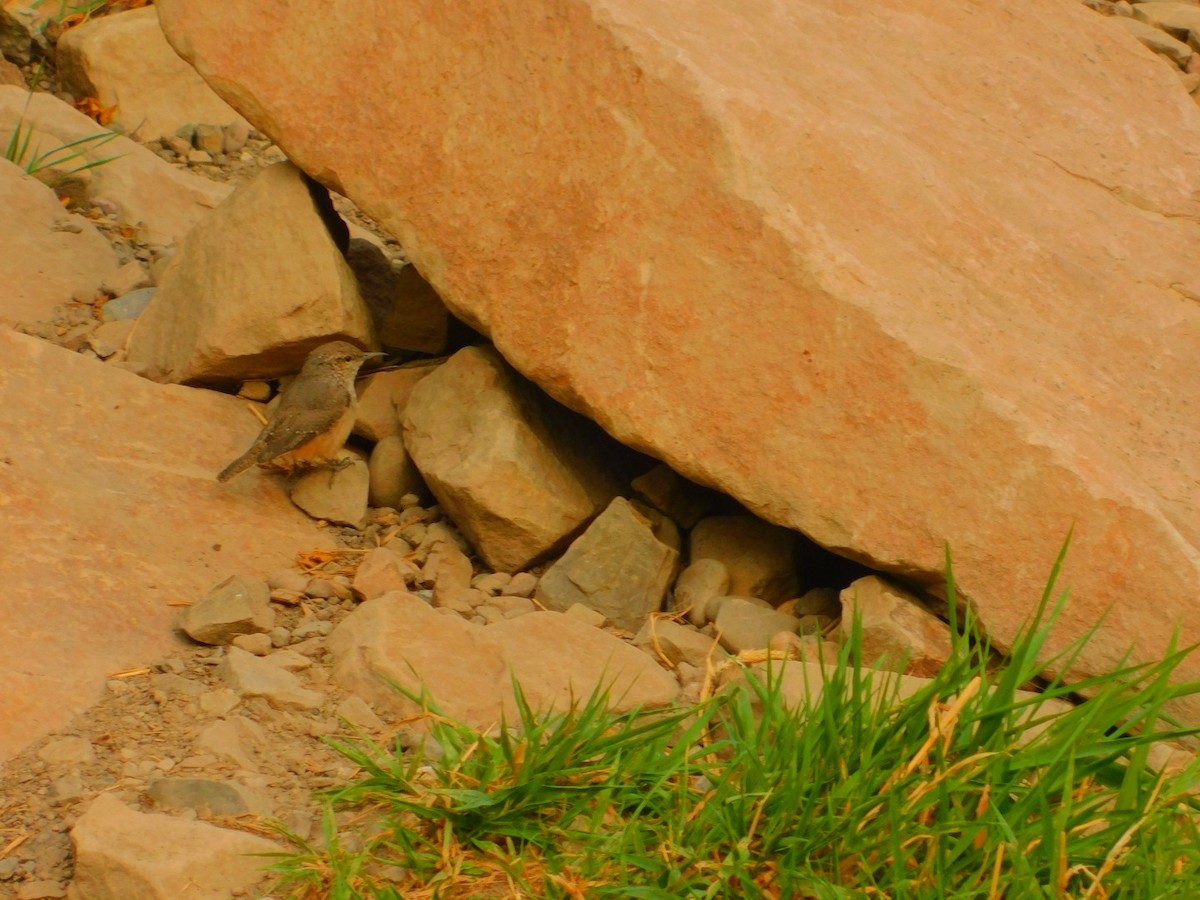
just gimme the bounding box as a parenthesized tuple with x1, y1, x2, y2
(2, 1, 1199, 897)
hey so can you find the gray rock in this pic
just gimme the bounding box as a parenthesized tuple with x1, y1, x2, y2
(147, 777, 273, 817)
(100, 286, 155, 321)
(536, 497, 679, 631)
(179, 575, 274, 645)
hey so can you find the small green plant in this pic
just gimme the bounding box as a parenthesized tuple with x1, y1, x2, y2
(265, 543, 1200, 898)
(2, 88, 120, 182)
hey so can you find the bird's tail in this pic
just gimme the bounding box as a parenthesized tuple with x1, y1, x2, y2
(217, 450, 258, 483)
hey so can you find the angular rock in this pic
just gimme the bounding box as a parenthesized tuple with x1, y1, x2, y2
(840, 576, 954, 678)
(354, 363, 440, 441)
(368, 434, 424, 509)
(689, 516, 798, 603)
(288, 454, 370, 527)
(634, 617, 722, 668)
(125, 161, 376, 384)
(351, 546, 418, 601)
(1112, 15, 1195, 66)
(424, 537, 475, 606)
(101, 287, 156, 322)
(147, 777, 273, 817)
(57, 7, 245, 142)
(0, 159, 119, 326)
(178, 574, 274, 645)
(714, 597, 801, 654)
(0, 86, 231, 246)
(328, 592, 678, 728)
(0, 331, 329, 761)
(69, 793, 279, 900)
(347, 239, 449, 354)
(86, 319, 135, 358)
(535, 497, 679, 631)
(155, 1, 1200, 720)
(0, 0, 51, 64)
(37, 736, 95, 767)
(631, 463, 716, 529)
(195, 716, 265, 770)
(1132, 1, 1200, 43)
(403, 346, 621, 570)
(218, 646, 325, 710)
(671, 558, 731, 626)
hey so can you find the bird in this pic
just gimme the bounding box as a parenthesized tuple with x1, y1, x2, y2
(217, 340, 383, 483)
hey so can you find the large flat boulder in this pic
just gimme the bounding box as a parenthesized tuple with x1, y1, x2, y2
(0, 330, 331, 761)
(156, 2, 1200, 716)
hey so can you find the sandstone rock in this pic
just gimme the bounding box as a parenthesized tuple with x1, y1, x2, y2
(840, 576, 954, 678)
(288, 454, 370, 527)
(57, 7, 245, 142)
(1111, 14, 1195, 65)
(37, 736, 95, 767)
(152, 0, 1200, 718)
(631, 463, 716, 529)
(329, 592, 677, 727)
(0, 56, 23, 86)
(403, 345, 621, 571)
(230, 632, 272, 655)
(0, 331, 329, 761)
(125, 161, 376, 384)
(634, 617, 722, 668)
(424, 537, 475, 606)
(219, 646, 325, 710)
(504, 572, 539, 597)
(0, 86, 231, 245)
(86, 319, 135, 358)
(689, 516, 798, 603)
(351, 546, 418, 601)
(336, 695, 385, 731)
(178, 574, 274, 645)
(564, 603, 607, 627)
(1132, 1, 1200, 44)
(535, 497, 679, 631)
(714, 597, 802, 654)
(147, 776, 273, 817)
(69, 793, 279, 900)
(368, 434, 425, 508)
(195, 716, 264, 770)
(347, 239, 449, 354)
(354, 363, 440, 441)
(100, 261, 152, 299)
(0, 0, 50, 64)
(671, 558, 731, 626)
(0, 158, 118, 326)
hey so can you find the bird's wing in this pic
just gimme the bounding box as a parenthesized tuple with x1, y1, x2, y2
(251, 383, 351, 462)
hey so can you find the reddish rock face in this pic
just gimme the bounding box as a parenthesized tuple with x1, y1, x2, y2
(156, 2, 1200, 715)
(0, 331, 331, 761)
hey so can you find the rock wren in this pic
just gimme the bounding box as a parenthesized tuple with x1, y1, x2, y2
(217, 341, 382, 483)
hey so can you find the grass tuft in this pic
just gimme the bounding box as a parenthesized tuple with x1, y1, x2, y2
(264, 544, 1200, 898)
